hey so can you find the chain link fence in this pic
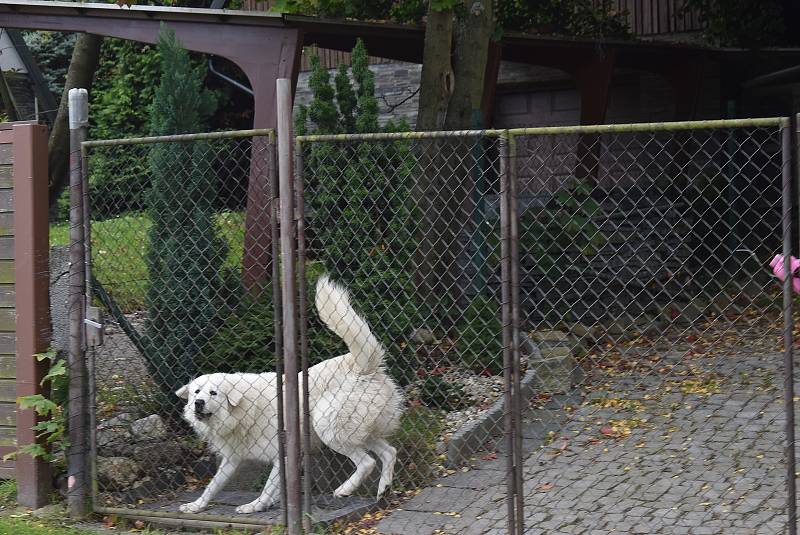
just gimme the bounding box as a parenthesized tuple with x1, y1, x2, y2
(75, 130, 304, 529)
(512, 121, 789, 535)
(295, 133, 506, 508)
(69, 117, 795, 533)
(296, 119, 794, 534)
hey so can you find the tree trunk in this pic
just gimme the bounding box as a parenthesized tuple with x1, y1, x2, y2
(412, 3, 454, 318)
(48, 33, 103, 214)
(413, 1, 494, 322)
(444, 0, 493, 130)
(416, 5, 454, 131)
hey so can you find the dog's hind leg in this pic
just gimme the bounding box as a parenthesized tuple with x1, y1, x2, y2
(235, 463, 281, 514)
(367, 438, 397, 499)
(331, 447, 376, 498)
(180, 457, 241, 513)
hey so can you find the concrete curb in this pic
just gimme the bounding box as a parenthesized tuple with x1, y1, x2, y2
(446, 364, 540, 466)
(445, 331, 583, 466)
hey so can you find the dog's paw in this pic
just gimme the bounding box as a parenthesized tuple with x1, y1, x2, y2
(333, 484, 354, 498)
(236, 500, 269, 514)
(179, 500, 207, 514)
(376, 480, 391, 499)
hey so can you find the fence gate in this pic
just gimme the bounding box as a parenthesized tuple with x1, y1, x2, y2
(74, 128, 307, 531)
(291, 117, 798, 535)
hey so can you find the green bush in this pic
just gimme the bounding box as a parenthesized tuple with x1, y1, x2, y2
(456, 294, 503, 375)
(201, 282, 346, 376)
(7, 350, 67, 475)
(298, 39, 424, 386)
(142, 26, 223, 418)
(389, 407, 443, 491)
(417, 375, 468, 411)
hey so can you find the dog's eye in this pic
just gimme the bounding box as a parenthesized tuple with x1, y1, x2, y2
(195, 389, 200, 394)
(210, 391, 217, 396)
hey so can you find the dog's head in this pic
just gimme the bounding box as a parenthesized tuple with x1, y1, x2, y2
(176, 373, 244, 428)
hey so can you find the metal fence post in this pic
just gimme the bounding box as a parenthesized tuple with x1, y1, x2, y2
(508, 133, 524, 535)
(269, 137, 288, 529)
(277, 78, 302, 534)
(783, 115, 798, 535)
(295, 138, 313, 532)
(67, 87, 89, 517)
(499, 131, 519, 533)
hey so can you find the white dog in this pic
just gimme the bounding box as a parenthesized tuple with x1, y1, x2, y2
(175, 276, 405, 514)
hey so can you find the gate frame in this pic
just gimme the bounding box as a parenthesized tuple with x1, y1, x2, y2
(77, 127, 283, 531)
(292, 115, 795, 534)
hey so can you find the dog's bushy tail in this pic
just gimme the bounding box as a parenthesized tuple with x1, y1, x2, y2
(315, 275, 384, 375)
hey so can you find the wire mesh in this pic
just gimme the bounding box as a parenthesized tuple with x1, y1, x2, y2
(77, 131, 297, 525)
(297, 120, 792, 535)
(510, 124, 788, 534)
(72, 118, 794, 534)
(296, 133, 517, 531)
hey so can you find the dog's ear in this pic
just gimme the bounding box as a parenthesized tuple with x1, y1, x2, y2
(224, 380, 244, 408)
(175, 384, 190, 399)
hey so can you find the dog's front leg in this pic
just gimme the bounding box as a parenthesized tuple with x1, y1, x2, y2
(236, 462, 280, 514)
(180, 457, 241, 514)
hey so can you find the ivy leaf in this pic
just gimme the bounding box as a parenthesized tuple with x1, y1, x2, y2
(430, 0, 458, 12)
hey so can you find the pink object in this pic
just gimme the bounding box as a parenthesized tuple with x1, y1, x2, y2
(770, 254, 800, 293)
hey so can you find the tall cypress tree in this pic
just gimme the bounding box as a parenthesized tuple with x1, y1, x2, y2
(144, 26, 224, 417)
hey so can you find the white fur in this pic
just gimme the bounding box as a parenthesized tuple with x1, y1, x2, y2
(176, 276, 404, 514)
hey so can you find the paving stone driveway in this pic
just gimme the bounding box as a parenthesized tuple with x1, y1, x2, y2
(376, 339, 791, 534)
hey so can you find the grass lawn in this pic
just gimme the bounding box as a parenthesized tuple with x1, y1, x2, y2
(0, 517, 107, 535)
(50, 211, 247, 312)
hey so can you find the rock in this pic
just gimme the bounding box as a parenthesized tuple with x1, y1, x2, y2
(131, 415, 167, 441)
(569, 323, 597, 340)
(96, 413, 135, 451)
(531, 330, 568, 344)
(531, 347, 576, 395)
(518, 334, 540, 364)
(31, 504, 65, 518)
(97, 456, 141, 488)
(410, 328, 439, 345)
(104, 413, 134, 427)
(131, 441, 183, 467)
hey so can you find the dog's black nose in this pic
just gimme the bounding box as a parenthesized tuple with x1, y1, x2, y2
(194, 399, 205, 412)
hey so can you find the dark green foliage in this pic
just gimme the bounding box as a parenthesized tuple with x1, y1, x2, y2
(334, 63, 357, 133)
(201, 282, 347, 376)
(418, 375, 468, 411)
(143, 26, 223, 418)
(301, 39, 423, 386)
(496, 0, 631, 38)
(274, 0, 630, 37)
(679, 0, 787, 47)
(351, 39, 378, 134)
(86, 39, 163, 218)
(457, 294, 503, 375)
(388, 407, 442, 490)
(22, 31, 76, 97)
(306, 55, 338, 134)
(488, 184, 605, 273)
